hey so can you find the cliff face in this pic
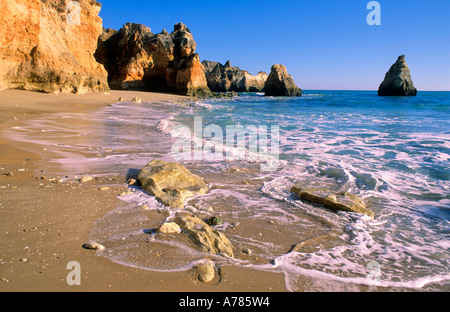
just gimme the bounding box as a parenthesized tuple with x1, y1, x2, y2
(0, 0, 109, 94)
(202, 60, 268, 92)
(264, 64, 302, 96)
(95, 22, 209, 95)
(378, 55, 417, 96)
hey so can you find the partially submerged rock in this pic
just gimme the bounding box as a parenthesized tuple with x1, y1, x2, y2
(174, 214, 234, 257)
(138, 160, 208, 208)
(291, 186, 374, 218)
(264, 64, 302, 96)
(378, 55, 417, 96)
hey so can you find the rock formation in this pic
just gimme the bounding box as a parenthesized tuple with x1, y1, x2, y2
(291, 186, 374, 218)
(174, 214, 234, 257)
(95, 22, 210, 95)
(264, 64, 302, 96)
(138, 160, 209, 209)
(202, 60, 268, 92)
(378, 55, 417, 96)
(0, 0, 109, 94)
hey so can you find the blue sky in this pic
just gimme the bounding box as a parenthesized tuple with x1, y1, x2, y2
(99, 0, 450, 91)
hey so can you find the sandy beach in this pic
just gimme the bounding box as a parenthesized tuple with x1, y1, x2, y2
(0, 89, 288, 292)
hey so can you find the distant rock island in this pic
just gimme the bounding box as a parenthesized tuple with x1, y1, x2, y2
(264, 65, 302, 97)
(378, 55, 417, 96)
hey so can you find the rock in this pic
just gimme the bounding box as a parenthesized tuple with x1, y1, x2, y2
(289, 234, 343, 253)
(206, 216, 223, 226)
(193, 260, 215, 283)
(290, 186, 374, 218)
(95, 22, 209, 95)
(202, 60, 268, 92)
(131, 97, 142, 103)
(78, 176, 93, 183)
(82, 241, 105, 251)
(174, 214, 234, 257)
(127, 178, 137, 185)
(264, 64, 302, 96)
(138, 160, 208, 208)
(98, 186, 110, 191)
(119, 190, 134, 196)
(378, 55, 417, 96)
(0, 0, 109, 93)
(158, 222, 181, 234)
(242, 247, 252, 255)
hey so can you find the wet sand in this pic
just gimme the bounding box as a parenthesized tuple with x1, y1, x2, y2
(0, 90, 288, 292)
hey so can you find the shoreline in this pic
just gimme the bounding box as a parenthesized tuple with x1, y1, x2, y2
(0, 89, 288, 292)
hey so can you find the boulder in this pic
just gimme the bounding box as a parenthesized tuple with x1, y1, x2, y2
(264, 64, 302, 96)
(0, 0, 109, 94)
(291, 186, 374, 218)
(138, 160, 208, 208)
(95, 22, 209, 95)
(378, 55, 417, 96)
(174, 214, 234, 257)
(202, 60, 268, 93)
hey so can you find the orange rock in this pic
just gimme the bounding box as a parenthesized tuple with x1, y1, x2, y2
(0, 0, 109, 94)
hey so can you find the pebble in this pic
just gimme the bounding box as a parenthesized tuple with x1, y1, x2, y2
(127, 179, 137, 186)
(119, 190, 134, 196)
(158, 222, 181, 234)
(242, 248, 252, 255)
(131, 97, 142, 103)
(82, 241, 105, 251)
(99, 186, 110, 191)
(78, 176, 93, 183)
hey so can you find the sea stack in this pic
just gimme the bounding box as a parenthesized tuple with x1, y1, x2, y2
(378, 55, 417, 96)
(264, 64, 302, 96)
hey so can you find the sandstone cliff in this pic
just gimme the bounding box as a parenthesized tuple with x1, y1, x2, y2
(202, 60, 268, 92)
(95, 22, 209, 95)
(264, 64, 302, 96)
(0, 0, 109, 94)
(378, 55, 417, 96)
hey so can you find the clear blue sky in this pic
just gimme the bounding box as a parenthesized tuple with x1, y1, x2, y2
(99, 0, 450, 91)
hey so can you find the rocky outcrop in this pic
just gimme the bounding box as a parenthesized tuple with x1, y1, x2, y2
(0, 0, 109, 94)
(202, 60, 268, 92)
(291, 186, 374, 218)
(264, 64, 302, 96)
(174, 214, 234, 257)
(138, 160, 209, 208)
(378, 55, 417, 96)
(95, 22, 210, 95)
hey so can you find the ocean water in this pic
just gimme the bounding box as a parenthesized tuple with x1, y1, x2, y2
(6, 90, 450, 291)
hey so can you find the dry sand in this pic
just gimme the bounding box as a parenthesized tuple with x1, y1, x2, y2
(0, 90, 287, 292)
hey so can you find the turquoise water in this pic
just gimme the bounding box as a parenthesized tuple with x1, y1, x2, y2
(7, 90, 449, 291)
(162, 90, 450, 290)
